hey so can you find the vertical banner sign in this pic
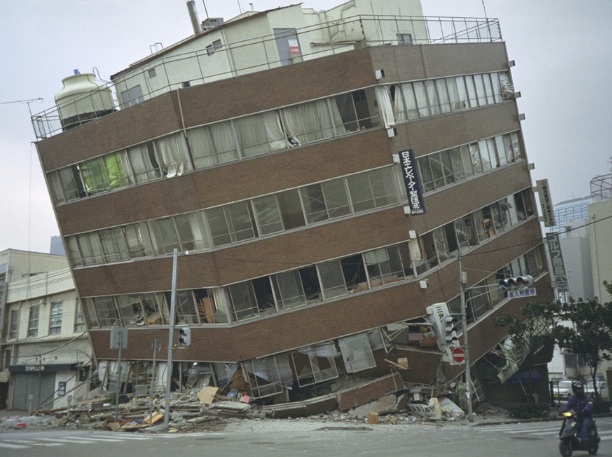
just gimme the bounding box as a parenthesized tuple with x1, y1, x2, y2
(536, 179, 556, 227)
(400, 149, 426, 215)
(546, 233, 568, 291)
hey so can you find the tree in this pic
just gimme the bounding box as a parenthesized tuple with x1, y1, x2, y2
(495, 301, 559, 400)
(603, 280, 612, 299)
(553, 298, 612, 401)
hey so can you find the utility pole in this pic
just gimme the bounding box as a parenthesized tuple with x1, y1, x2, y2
(459, 255, 474, 422)
(164, 248, 179, 429)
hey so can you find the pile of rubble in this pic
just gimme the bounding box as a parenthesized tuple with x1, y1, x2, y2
(1, 381, 484, 433)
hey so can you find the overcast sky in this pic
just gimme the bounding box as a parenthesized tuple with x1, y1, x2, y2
(1, 0, 610, 254)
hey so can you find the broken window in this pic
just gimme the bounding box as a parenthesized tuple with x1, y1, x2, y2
(338, 333, 376, 373)
(77, 232, 105, 266)
(364, 244, 410, 286)
(116, 294, 145, 326)
(244, 356, 286, 398)
(291, 342, 339, 387)
(141, 293, 169, 325)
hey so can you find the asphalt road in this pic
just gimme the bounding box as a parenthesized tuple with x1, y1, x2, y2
(0, 417, 611, 457)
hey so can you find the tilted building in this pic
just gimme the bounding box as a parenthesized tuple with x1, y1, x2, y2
(32, 0, 554, 409)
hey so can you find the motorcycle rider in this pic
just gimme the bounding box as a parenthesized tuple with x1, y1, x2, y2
(561, 380, 594, 442)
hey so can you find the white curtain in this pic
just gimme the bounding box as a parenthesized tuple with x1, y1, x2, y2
(375, 86, 395, 128)
(156, 133, 189, 177)
(127, 144, 155, 183)
(210, 121, 239, 163)
(235, 115, 270, 158)
(187, 126, 216, 168)
(262, 111, 288, 150)
(412, 81, 430, 118)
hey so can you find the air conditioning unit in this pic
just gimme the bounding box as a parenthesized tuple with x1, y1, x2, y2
(202, 17, 224, 30)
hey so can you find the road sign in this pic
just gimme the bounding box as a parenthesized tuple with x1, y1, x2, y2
(508, 287, 537, 299)
(451, 347, 465, 365)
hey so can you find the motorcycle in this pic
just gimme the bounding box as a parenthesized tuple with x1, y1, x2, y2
(558, 410, 600, 456)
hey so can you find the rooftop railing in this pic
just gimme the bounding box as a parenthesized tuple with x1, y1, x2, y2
(32, 15, 501, 141)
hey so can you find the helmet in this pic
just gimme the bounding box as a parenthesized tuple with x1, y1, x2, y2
(572, 381, 584, 394)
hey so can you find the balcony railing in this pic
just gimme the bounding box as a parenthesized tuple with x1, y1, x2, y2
(31, 15, 501, 141)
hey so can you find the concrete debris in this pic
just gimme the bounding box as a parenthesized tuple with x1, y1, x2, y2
(0, 380, 508, 432)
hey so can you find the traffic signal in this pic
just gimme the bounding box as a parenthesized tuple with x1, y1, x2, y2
(178, 326, 191, 347)
(498, 275, 534, 290)
(443, 315, 460, 348)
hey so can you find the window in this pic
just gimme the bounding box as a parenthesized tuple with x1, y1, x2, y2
(74, 300, 86, 332)
(339, 333, 376, 373)
(397, 33, 413, 45)
(291, 343, 339, 387)
(147, 68, 157, 78)
(300, 180, 351, 224)
(57, 381, 67, 396)
(206, 39, 223, 56)
(94, 297, 119, 327)
(28, 305, 40, 337)
(121, 85, 144, 108)
(346, 168, 398, 213)
(50, 301, 63, 335)
(206, 202, 256, 247)
(8, 309, 18, 340)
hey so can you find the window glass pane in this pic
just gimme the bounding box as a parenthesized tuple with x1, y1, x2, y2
(149, 218, 179, 254)
(49, 301, 63, 335)
(95, 297, 118, 327)
(80, 157, 110, 195)
(59, 166, 83, 201)
(435, 79, 451, 113)
(227, 202, 256, 242)
(127, 143, 161, 183)
(322, 180, 351, 219)
(482, 73, 495, 104)
(125, 223, 155, 258)
(429, 154, 445, 189)
(470, 143, 483, 174)
(273, 270, 307, 309)
(155, 133, 189, 177)
(412, 81, 430, 117)
(175, 212, 209, 250)
(332, 93, 358, 132)
(282, 99, 334, 144)
(454, 77, 469, 110)
(253, 195, 284, 235)
(426, 80, 440, 115)
(173, 290, 198, 324)
(339, 333, 375, 373)
(318, 260, 347, 299)
(464, 75, 478, 108)
(49, 172, 66, 204)
(67, 237, 83, 267)
(301, 184, 328, 223)
(210, 121, 239, 163)
(277, 190, 305, 230)
(187, 126, 216, 169)
(78, 232, 104, 266)
(235, 114, 273, 158)
(99, 227, 129, 263)
(495, 136, 508, 166)
(84, 298, 99, 328)
(448, 147, 465, 181)
(116, 295, 145, 326)
(460, 145, 474, 178)
(142, 294, 169, 325)
(229, 282, 259, 321)
(478, 140, 492, 172)
(473, 74, 486, 106)
(206, 207, 232, 246)
(400, 83, 419, 120)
